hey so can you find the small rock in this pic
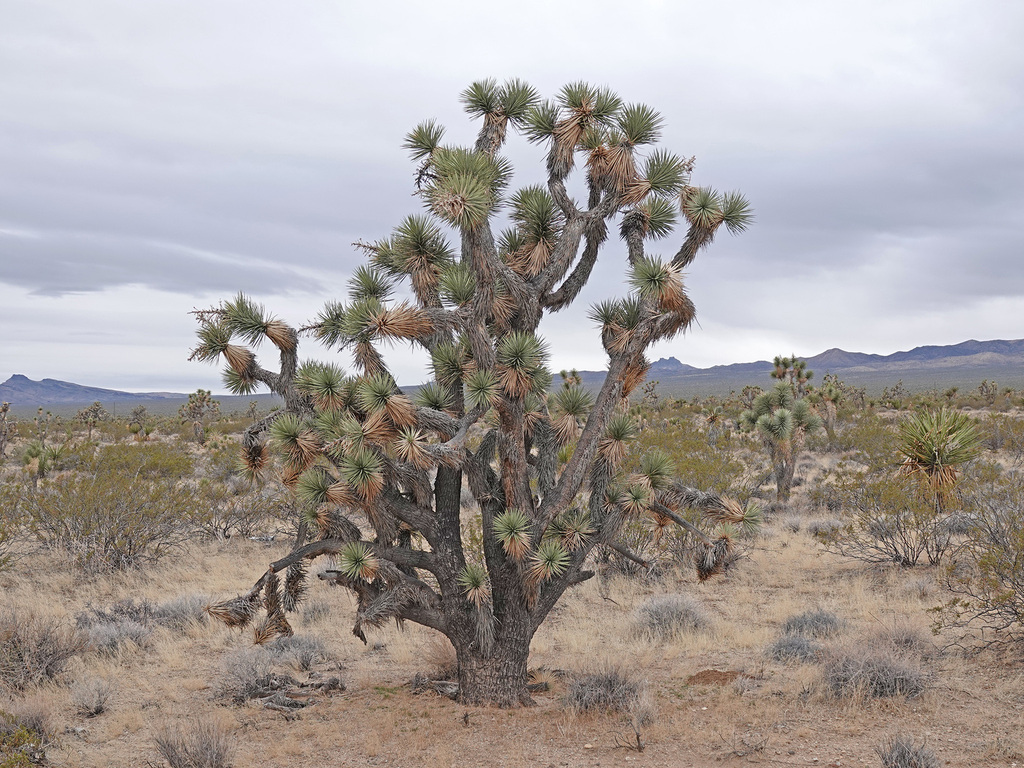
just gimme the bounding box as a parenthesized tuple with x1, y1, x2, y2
(583, 744, 593, 749)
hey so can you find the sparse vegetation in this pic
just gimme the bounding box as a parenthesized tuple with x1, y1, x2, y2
(154, 721, 233, 768)
(632, 594, 709, 640)
(564, 664, 653, 724)
(876, 734, 941, 768)
(820, 644, 927, 699)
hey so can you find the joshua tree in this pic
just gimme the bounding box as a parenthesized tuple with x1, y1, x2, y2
(771, 354, 813, 398)
(0, 402, 15, 461)
(740, 381, 822, 502)
(191, 79, 753, 707)
(179, 389, 220, 445)
(808, 373, 844, 448)
(75, 401, 110, 442)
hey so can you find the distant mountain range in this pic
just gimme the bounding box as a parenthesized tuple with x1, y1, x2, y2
(3, 339, 1023, 410)
(575, 338, 1024, 396)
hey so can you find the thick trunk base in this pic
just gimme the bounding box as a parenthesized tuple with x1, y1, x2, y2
(456, 645, 533, 707)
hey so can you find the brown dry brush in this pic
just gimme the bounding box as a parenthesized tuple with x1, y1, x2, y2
(197, 79, 754, 706)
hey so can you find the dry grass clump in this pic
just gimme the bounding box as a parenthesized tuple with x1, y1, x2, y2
(564, 664, 654, 725)
(767, 634, 821, 663)
(300, 599, 331, 626)
(632, 594, 709, 640)
(0, 610, 86, 692)
(266, 635, 330, 672)
(83, 619, 151, 656)
(782, 609, 842, 638)
(870, 617, 931, 657)
(153, 594, 211, 630)
(70, 676, 114, 717)
(876, 734, 941, 768)
(820, 644, 927, 699)
(806, 518, 843, 538)
(154, 720, 234, 768)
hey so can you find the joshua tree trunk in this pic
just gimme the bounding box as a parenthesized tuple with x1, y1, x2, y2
(454, 621, 533, 707)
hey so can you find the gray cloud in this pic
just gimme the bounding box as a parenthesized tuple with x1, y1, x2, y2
(1, 0, 1022, 390)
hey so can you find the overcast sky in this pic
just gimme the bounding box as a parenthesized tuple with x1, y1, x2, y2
(2, 1, 1022, 393)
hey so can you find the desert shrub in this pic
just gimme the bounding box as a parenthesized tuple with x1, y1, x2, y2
(830, 412, 899, 472)
(936, 471, 1024, 647)
(154, 720, 233, 768)
(782, 609, 842, 638)
(153, 595, 210, 631)
(76, 599, 155, 628)
(266, 636, 330, 672)
(89, 442, 194, 480)
(83, 620, 151, 656)
(806, 518, 843, 539)
(820, 474, 958, 566)
(70, 676, 113, 717)
(820, 645, 927, 699)
(876, 734, 941, 768)
(768, 634, 821, 662)
(0, 484, 24, 570)
(23, 467, 201, 572)
(193, 478, 292, 541)
(628, 415, 748, 498)
(219, 647, 297, 703)
(564, 664, 653, 724)
(633, 594, 709, 640)
(0, 611, 85, 692)
(869, 618, 930, 657)
(76, 600, 154, 654)
(0, 708, 48, 768)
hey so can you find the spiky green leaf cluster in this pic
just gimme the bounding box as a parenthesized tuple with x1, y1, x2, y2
(423, 148, 512, 229)
(528, 539, 570, 581)
(558, 82, 622, 122)
(295, 467, 334, 509)
(338, 542, 379, 581)
(617, 103, 662, 146)
(414, 381, 452, 411)
(639, 450, 675, 490)
(222, 293, 271, 346)
(550, 385, 594, 419)
(493, 509, 531, 560)
(465, 369, 500, 410)
(439, 262, 476, 307)
(636, 197, 677, 239)
(643, 149, 688, 197)
(403, 120, 445, 160)
(347, 265, 394, 303)
(496, 331, 549, 372)
(296, 362, 350, 412)
(628, 256, 677, 301)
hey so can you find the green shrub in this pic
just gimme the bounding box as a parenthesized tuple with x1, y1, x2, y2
(820, 473, 958, 567)
(24, 468, 201, 572)
(936, 470, 1024, 648)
